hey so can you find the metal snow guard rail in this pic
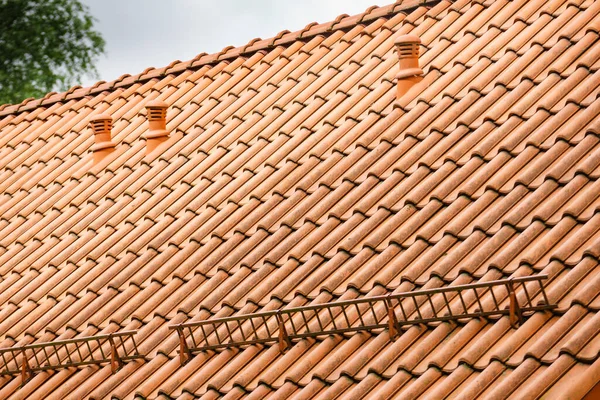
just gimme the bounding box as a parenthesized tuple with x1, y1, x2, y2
(0, 330, 143, 383)
(170, 275, 555, 364)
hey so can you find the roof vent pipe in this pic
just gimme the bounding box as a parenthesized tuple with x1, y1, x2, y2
(145, 100, 169, 154)
(90, 114, 116, 165)
(395, 34, 424, 99)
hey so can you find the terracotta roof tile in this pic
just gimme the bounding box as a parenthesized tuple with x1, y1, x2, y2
(1, 0, 600, 397)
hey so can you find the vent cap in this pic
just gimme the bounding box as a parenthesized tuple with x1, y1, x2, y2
(89, 114, 116, 164)
(144, 100, 169, 154)
(394, 34, 424, 99)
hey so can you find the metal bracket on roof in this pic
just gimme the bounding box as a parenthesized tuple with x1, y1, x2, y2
(276, 311, 292, 353)
(169, 275, 556, 360)
(0, 331, 143, 384)
(175, 326, 191, 365)
(20, 349, 31, 385)
(108, 335, 124, 374)
(507, 279, 524, 328)
(385, 297, 400, 340)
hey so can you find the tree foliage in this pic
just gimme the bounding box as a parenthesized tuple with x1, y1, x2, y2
(0, 0, 105, 105)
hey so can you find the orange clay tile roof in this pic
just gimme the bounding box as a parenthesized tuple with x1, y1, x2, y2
(1, 0, 600, 398)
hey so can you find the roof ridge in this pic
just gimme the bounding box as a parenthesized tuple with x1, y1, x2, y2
(0, 0, 437, 118)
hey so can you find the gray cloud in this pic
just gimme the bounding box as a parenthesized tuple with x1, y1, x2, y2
(80, 0, 379, 86)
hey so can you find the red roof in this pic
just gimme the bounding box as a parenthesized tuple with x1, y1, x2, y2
(1, 0, 600, 398)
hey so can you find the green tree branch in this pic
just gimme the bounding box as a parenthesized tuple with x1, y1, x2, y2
(0, 0, 105, 105)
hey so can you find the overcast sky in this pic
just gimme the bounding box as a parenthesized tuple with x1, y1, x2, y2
(80, 0, 379, 87)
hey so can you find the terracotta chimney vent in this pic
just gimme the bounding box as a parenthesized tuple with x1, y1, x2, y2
(90, 114, 116, 164)
(395, 34, 424, 99)
(145, 100, 169, 154)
